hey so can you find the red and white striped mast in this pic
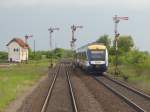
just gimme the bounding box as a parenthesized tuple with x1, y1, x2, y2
(113, 15, 129, 75)
(25, 34, 33, 44)
(24, 34, 33, 63)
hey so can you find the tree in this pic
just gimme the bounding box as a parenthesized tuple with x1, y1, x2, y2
(117, 35, 134, 52)
(0, 51, 8, 60)
(96, 34, 111, 49)
(53, 48, 65, 58)
(126, 50, 149, 64)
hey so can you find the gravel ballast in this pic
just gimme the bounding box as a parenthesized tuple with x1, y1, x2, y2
(46, 64, 73, 112)
(74, 69, 136, 112)
(70, 69, 104, 112)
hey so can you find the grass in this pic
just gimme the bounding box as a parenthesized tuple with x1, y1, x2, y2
(0, 60, 49, 112)
(108, 64, 150, 94)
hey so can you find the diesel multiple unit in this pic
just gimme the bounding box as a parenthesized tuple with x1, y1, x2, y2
(75, 43, 108, 73)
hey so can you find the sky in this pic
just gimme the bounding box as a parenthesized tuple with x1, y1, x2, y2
(0, 0, 150, 51)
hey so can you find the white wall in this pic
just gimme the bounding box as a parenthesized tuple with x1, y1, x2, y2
(20, 48, 28, 61)
(7, 41, 28, 62)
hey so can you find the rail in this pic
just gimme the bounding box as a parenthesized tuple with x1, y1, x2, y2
(66, 65, 78, 112)
(93, 76, 146, 112)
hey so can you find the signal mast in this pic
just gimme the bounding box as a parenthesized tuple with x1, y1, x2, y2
(70, 25, 83, 68)
(24, 34, 33, 64)
(48, 27, 59, 67)
(113, 15, 129, 75)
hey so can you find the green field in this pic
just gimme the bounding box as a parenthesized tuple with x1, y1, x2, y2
(108, 65, 150, 94)
(0, 60, 49, 112)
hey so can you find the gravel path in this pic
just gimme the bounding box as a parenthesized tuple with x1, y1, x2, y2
(74, 69, 136, 112)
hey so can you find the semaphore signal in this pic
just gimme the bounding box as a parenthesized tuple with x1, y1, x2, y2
(113, 15, 129, 75)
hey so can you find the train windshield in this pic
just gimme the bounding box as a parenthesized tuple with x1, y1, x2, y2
(89, 50, 105, 61)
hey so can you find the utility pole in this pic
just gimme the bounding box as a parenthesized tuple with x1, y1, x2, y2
(48, 27, 59, 68)
(70, 24, 83, 68)
(34, 40, 35, 57)
(24, 34, 33, 63)
(113, 15, 128, 75)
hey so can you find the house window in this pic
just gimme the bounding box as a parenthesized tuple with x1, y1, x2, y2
(16, 48, 19, 52)
(13, 48, 19, 52)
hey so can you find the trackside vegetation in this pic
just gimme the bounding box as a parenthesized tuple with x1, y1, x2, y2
(0, 60, 49, 111)
(97, 34, 150, 93)
(0, 51, 8, 63)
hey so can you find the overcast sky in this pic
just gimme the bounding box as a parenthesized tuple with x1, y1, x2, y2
(0, 0, 150, 51)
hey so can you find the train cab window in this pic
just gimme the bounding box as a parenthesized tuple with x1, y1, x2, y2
(89, 50, 105, 61)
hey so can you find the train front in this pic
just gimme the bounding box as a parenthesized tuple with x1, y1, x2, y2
(86, 44, 108, 73)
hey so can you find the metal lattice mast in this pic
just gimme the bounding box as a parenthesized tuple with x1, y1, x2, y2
(70, 25, 83, 50)
(113, 15, 129, 75)
(48, 27, 59, 68)
(70, 25, 83, 68)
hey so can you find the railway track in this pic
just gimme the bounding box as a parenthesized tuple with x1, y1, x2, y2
(40, 64, 60, 112)
(93, 75, 150, 112)
(104, 74, 150, 100)
(40, 63, 78, 112)
(66, 65, 78, 112)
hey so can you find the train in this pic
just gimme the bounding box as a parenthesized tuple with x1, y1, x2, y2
(75, 43, 108, 73)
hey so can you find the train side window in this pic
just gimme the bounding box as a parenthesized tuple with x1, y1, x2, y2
(84, 52, 86, 59)
(82, 52, 84, 59)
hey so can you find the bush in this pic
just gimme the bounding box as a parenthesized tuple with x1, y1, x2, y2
(28, 48, 73, 60)
(0, 51, 8, 62)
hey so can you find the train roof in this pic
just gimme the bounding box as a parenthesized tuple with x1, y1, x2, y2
(76, 43, 106, 52)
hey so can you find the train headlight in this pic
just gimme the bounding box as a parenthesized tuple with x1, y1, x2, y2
(86, 61, 90, 66)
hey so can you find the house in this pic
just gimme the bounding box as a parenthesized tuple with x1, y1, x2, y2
(6, 38, 29, 62)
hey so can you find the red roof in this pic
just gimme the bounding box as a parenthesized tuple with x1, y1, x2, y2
(6, 38, 29, 48)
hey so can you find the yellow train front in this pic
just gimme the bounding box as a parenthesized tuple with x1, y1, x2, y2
(76, 43, 108, 73)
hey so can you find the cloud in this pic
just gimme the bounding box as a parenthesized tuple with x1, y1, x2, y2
(0, 0, 150, 10)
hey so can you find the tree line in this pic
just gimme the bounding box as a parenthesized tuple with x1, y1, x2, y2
(29, 48, 73, 60)
(96, 34, 150, 68)
(0, 48, 73, 62)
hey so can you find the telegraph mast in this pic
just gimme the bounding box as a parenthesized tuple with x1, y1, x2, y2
(113, 15, 129, 75)
(48, 27, 59, 68)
